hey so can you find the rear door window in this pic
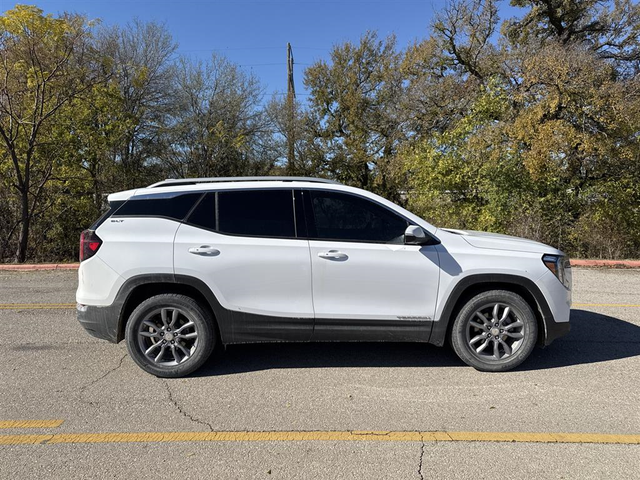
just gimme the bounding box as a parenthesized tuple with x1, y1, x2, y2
(216, 189, 296, 238)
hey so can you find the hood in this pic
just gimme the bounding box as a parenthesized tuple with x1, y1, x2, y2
(439, 228, 562, 255)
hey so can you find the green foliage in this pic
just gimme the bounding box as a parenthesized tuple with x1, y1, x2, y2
(0, 4, 99, 261)
(405, 80, 529, 233)
(404, 0, 640, 258)
(304, 31, 406, 199)
(1, 1, 639, 261)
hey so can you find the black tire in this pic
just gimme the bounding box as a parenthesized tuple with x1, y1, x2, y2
(450, 290, 538, 372)
(125, 294, 216, 377)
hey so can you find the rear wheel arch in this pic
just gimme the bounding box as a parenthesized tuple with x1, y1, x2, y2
(115, 274, 224, 344)
(430, 274, 550, 348)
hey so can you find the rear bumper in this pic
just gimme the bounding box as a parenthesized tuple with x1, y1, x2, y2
(77, 303, 120, 343)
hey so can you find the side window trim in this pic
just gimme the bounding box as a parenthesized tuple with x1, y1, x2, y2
(302, 188, 412, 245)
(301, 188, 317, 238)
(215, 191, 220, 231)
(293, 189, 308, 238)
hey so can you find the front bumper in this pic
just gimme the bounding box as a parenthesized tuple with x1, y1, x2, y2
(543, 318, 571, 345)
(77, 303, 120, 343)
(536, 268, 572, 346)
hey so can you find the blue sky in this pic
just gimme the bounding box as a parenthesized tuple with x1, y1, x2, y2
(11, 0, 523, 104)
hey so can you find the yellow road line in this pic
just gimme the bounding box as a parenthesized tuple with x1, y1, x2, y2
(574, 303, 640, 308)
(0, 420, 64, 429)
(0, 430, 638, 446)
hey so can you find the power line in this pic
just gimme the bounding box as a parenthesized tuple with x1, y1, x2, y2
(177, 47, 327, 52)
(240, 63, 312, 66)
(270, 92, 311, 96)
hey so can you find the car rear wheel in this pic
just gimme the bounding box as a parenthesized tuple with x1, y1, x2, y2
(450, 290, 538, 372)
(125, 294, 216, 377)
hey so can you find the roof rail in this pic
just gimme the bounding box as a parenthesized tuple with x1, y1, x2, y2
(147, 176, 341, 188)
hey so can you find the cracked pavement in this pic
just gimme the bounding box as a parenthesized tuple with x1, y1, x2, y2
(1, 268, 639, 478)
(417, 433, 425, 480)
(163, 379, 215, 431)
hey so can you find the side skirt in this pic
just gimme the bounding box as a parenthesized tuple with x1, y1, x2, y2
(311, 318, 432, 343)
(106, 274, 436, 345)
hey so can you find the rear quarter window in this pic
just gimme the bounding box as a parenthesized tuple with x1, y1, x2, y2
(113, 193, 202, 221)
(90, 201, 124, 229)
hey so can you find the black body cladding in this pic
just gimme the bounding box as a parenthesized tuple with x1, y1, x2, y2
(78, 273, 567, 347)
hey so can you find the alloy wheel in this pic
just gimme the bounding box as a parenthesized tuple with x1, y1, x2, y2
(136, 307, 199, 366)
(465, 303, 525, 361)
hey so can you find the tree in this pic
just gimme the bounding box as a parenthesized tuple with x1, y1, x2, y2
(432, 0, 500, 81)
(304, 32, 406, 199)
(401, 0, 501, 139)
(405, 81, 528, 230)
(61, 80, 130, 213)
(508, 41, 640, 254)
(404, 0, 640, 257)
(1, 1, 638, 262)
(161, 55, 276, 178)
(265, 95, 326, 176)
(98, 19, 177, 187)
(0, 5, 99, 262)
(506, 0, 640, 70)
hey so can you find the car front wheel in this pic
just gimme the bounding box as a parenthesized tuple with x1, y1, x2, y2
(450, 290, 538, 372)
(125, 294, 216, 377)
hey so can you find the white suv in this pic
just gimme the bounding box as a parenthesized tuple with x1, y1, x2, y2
(77, 177, 571, 377)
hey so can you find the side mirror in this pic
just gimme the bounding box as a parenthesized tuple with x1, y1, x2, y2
(404, 225, 436, 245)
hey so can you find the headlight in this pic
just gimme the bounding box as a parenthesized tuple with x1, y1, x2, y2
(542, 254, 571, 289)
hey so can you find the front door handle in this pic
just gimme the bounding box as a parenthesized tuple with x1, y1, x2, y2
(318, 250, 348, 260)
(188, 245, 220, 256)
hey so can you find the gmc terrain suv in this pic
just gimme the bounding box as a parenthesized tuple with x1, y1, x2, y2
(77, 177, 571, 377)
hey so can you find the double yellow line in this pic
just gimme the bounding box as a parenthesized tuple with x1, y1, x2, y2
(2, 430, 640, 446)
(0, 422, 639, 446)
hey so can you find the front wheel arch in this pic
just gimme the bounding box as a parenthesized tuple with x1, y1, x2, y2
(429, 274, 550, 348)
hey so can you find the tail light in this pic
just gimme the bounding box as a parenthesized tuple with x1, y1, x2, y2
(80, 230, 102, 262)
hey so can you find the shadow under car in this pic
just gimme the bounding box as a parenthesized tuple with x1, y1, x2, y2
(190, 309, 640, 376)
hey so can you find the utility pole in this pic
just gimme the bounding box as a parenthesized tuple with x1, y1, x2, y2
(286, 42, 296, 175)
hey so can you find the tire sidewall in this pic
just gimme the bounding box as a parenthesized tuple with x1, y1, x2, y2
(125, 294, 215, 377)
(451, 291, 538, 372)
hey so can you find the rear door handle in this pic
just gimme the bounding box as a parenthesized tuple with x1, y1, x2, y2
(318, 250, 348, 260)
(188, 245, 220, 256)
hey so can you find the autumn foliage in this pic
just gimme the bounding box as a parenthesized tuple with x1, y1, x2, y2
(1, 1, 639, 261)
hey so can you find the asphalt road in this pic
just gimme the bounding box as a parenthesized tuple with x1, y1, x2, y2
(0, 268, 639, 479)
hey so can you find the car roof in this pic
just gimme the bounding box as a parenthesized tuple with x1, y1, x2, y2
(147, 176, 340, 188)
(109, 178, 341, 201)
(106, 177, 438, 234)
